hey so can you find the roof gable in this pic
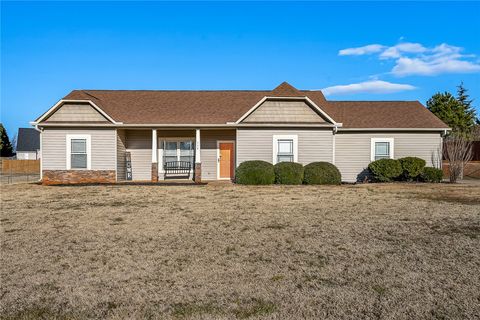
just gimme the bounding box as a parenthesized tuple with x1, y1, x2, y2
(44, 102, 110, 123)
(35, 99, 118, 124)
(242, 99, 332, 124)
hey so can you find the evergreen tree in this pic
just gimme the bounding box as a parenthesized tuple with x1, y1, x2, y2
(0, 123, 14, 157)
(456, 81, 477, 130)
(427, 92, 466, 133)
(427, 83, 477, 135)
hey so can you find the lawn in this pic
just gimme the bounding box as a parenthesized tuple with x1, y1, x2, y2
(1, 182, 479, 319)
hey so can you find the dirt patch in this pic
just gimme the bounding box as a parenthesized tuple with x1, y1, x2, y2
(1, 182, 479, 319)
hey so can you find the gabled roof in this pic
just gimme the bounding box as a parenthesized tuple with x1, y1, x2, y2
(270, 82, 305, 97)
(16, 128, 40, 151)
(36, 82, 448, 129)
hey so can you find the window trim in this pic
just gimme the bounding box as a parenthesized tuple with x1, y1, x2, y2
(370, 138, 394, 161)
(66, 134, 91, 170)
(272, 135, 298, 164)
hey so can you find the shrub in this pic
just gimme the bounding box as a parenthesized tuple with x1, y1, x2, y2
(368, 159, 402, 182)
(303, 162, 341, 185)
(399, 157, 426, 181)
(235, 160, 275, 185)
(421, 167, 443, 183)
(274, 162, 304, 185)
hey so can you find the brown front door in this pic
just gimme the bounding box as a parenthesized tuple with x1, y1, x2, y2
(219, 142, 234, 179)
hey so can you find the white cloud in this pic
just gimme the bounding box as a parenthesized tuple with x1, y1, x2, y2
(321, 80, 416, 96)
(338, 41, 480, 76)
(392, 56, 480, 76)
(379, 42, 426, 59)
(338, 44, 385, 56)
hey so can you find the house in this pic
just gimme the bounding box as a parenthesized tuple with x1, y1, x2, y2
(16, 128, 40, 160)
(31, 82, 449, 184)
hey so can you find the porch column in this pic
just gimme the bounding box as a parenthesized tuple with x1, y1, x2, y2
(151, 129, 158, 182)
(194, 129, 202, 183)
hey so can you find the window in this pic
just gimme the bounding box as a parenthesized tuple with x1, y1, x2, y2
(273, 135, 298, 164)
(162, 140, 194, 167)
(277, 139, 294, 163)
(164, 141, 178, 164)
(66, 135, 91, 169)
(371, 138, 394, 161)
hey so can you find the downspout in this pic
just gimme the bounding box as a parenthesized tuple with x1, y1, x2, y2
(332, 125, 338, 165)
(33, 124, 43, 181)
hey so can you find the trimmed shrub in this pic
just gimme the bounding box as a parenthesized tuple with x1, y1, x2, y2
(235, 160, 275, 185)
(274, 162, 304, 185)
(399, 157, 426, 181)
(303, 162, 341, 185)
(368, 159, 402, 182)
(421, 167, 443, 183)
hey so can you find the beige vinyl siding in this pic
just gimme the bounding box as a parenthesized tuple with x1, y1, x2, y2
(243, 100, 328, 123)
(158, 130, 195, 138)
(200, 130, 236, 180)
(335, 132, 443, 182)
(116, 129, 127, 181)
(126, 130, 151, 181)
(42, 128, 116, 170)
(237, 128, 333, 165)
(45, 103, 109, 122)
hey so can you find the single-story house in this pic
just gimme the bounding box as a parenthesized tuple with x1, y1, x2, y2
(31, 82, 449, 184)
(16, 128, 40, 160)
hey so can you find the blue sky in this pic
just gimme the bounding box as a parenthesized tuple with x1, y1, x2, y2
(2, 1, 480, 138)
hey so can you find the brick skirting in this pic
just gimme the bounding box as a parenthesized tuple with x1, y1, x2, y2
(42, 170, 116, 185)
(151, 163, 159, 182)
(194, 163, 202, 184)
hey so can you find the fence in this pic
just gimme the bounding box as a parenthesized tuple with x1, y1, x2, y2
(472, 141, 480, 161)
(2, 159, 40, 174)
(443, 141, 480, 161)
(0, 159, 40, 184)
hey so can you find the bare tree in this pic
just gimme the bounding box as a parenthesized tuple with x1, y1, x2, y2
(11, 133, 17, 153)
(443, 134, 473, 182)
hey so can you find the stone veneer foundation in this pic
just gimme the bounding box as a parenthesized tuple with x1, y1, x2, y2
(194, 163, 202, 183)
(151, 163, 159, 182)
(42, 170, 116, 185)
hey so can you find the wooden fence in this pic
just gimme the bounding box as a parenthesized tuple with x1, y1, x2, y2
(1, 159, 40, 174)
(443, 141, 480, 161)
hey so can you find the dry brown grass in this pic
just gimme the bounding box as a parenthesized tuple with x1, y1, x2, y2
(1, 182, 479, 319)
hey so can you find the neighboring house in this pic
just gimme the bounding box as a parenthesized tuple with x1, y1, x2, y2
(16, 128, 40, 160)
(31, 82, 449, 184)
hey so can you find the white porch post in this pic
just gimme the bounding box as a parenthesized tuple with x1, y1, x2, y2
(151, 129, 158, 182)
(195, 129, 201, 163)
(194, 129, 202, 183)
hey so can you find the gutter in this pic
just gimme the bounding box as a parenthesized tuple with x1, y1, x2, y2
(337, 127, 451, 132)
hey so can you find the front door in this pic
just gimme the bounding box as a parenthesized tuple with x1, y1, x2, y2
(219, 142, 234, 179)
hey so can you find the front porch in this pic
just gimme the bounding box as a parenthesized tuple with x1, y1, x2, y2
(116, 129, 236, 183)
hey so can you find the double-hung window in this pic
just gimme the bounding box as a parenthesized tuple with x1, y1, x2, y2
(273, 135, 298, 164)
(371, 138, 394, 161)
(277, 139, 294, 163)
(67, 135, 91, 169)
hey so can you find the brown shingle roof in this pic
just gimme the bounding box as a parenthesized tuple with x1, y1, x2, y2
(270, 82, 305, 97)
(322, 101, 448, 129)
(61, 83, 447, 129)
